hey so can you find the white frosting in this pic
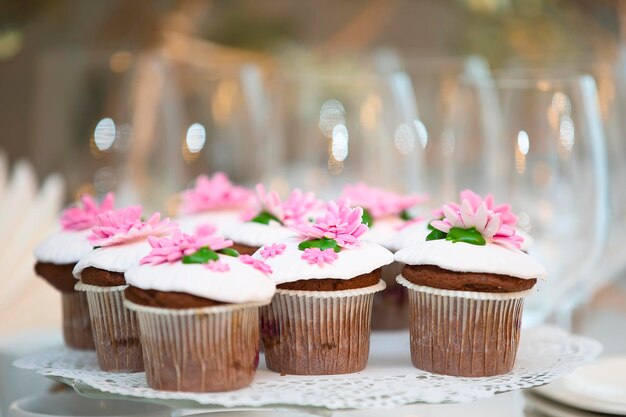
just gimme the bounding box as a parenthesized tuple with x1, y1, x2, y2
(176, 210, 242, 234)
(124, 256, 276, 304)
(223, 221, 298, 248)
(390, 221, 430, 252)
(73, 240, 152, 279)
(34, 229, 92, 264)
(394, 239, 547, 280)
(253, 237, 394, 285)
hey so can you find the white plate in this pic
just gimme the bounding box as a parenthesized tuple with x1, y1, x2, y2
(531, 355, 626, 415)
(524, 391, 610, 417)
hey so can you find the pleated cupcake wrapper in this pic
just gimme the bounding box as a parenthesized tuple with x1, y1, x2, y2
(261, 280, 385, 375)
(396, 275, 530, 377)
(61, 291, 95, 350)
(124, 299, 265, 392)
(372, 261, 410, 330)
(74, 282, 143, 373)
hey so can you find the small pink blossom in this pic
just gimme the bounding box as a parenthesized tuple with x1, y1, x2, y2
(60, 193, 115, 231)
(179, 173, 253, 214)
(301, 248, 338, 266)
(341, 183, 427, 219)
(260, 243, 286, 259)
(205, 261, 230, 272)
(88, 206, 177, 247)
(140, 228, 233, 265)
(431, 191, 523, 250)
(293, 200, 368, 249)
(240, 255, 273, 274)
(241, 184, 321, 226)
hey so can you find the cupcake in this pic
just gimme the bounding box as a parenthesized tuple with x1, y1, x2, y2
(73, 206, 176, 372)
(254, 201, 394, 375)
(123, 228, 275, 392)
(341, 183, 427, 330)
(34, 193, 114, 350)
(176, 172, 253, 234)
(223, 184, 321, 255)
(395, 191, 547, 377)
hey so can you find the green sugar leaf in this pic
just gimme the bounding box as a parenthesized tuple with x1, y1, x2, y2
(426, 228, 447, 241)
(298, 237, 341, 253)
(182, 247, 220, 264)
(218, 248, 239, 257)
(250, 211, 282, 225)
(400, 210, 413, 221)
(446, 227, 486, 245)
(361, 208, 374, 227)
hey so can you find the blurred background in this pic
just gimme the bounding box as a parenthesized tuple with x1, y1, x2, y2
(1, 1, 626, 415)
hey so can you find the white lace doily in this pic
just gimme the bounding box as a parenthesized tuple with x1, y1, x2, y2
(14, 326, 601, 410)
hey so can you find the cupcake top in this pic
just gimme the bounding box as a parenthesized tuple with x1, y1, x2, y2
(34, 193, 115, 265)
(223, 184, 321, 248)
(395, 190, 547, 280)
(390, 220, 430, 252)
(73, 206, 176, 279)
(341, 183, 427, 250)
(253, 201, 394, 285)
(125, 229, 275, 304)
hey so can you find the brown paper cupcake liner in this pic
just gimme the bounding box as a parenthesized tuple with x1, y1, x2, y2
(397, 275, 533, 377)
(61, 291, 95, 350)
(124, 299, 270, 392)
(75, 282, 143, 373)
(371, 261, 409, 330)
(261, 280, 385, 375)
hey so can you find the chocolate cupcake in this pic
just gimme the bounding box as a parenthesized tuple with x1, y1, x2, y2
(395, 191, 547, 377)
(73, 206, 176, 372)
(224, 184, 320, 255)
(124, 229, 275, 392)
(341, 183, 428, 330)
(176, 172, 253, 234)
(34, 193, 114, 350)
(254, 201, 394, 375)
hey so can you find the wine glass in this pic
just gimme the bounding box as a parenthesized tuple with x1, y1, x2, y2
(454, 72, 610, 326)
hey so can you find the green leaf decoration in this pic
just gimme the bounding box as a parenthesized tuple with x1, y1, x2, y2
(218, 248, 239, 257)
(361, 208, 374, 227)
(426, 228, 447, 241)
(93, 246, 101, 250)
(298, 237, 341, 253)
(399, 210, 413, 221)
(445, 227, 486, 246)
(182, 247, 220, 264)
(250, 211, 282, 225)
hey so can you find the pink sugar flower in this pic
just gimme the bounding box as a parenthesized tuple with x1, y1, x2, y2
(241, 184, 321, 226)
(301, 248, 338, 266)
(293, 200, 368, 249)
(60, 192, 115, 231)
(140, 228, 233, 265)
(341, 183, 427, 219)
(431, 192, 523, 250)
(88, 206, 177, 247)
(260, 243, 286, 259)
(205, 260, 231, 272)
(240, 255, 272, 274)
(179, 172, 253, 215)
(432, 190, 517, 228)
